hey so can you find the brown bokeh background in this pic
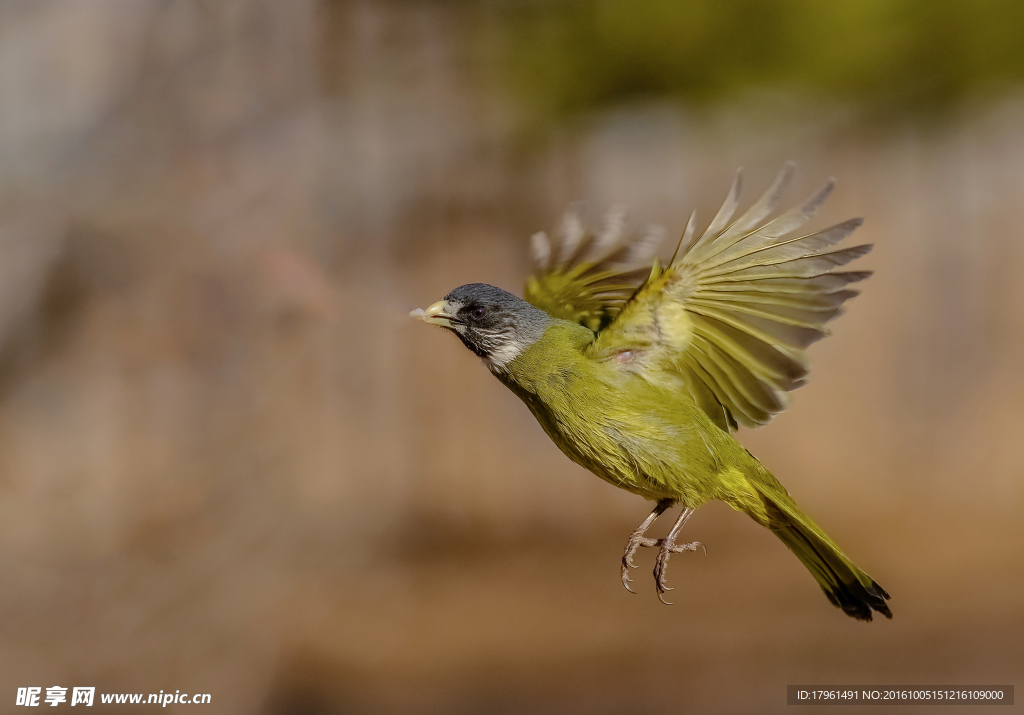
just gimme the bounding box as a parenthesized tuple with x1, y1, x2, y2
(0, 1, 1021, 713)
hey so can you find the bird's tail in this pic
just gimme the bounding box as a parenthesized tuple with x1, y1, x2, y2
(750, 478, 892, 621)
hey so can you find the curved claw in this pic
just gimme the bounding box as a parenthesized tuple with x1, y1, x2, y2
(654, 560, 674, 601)
(652, 538, 707, 604)
(620, 532, 652, 595)
(621, 564, 637, 593)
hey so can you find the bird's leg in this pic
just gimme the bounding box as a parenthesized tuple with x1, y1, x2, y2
(621, 499, 674, 593)
(653, 507, 706, 605)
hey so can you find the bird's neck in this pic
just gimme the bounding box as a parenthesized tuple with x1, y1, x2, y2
(491, 319, 595, 389)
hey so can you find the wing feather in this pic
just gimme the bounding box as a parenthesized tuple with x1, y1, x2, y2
(524, 164, 872, 430)
(558, 207, 587, 264)
(722, 161, 795, 238)
(524, 206, 655, 331)
(688, 170, 743, 256)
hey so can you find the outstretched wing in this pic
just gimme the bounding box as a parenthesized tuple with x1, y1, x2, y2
(524, 205, 667, 332)
(585, 162, 872, 431)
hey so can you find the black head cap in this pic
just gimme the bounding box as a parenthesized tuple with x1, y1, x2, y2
(437, 283, 551, 368)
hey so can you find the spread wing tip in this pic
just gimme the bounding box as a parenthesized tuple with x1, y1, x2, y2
(530, 231, 551, 270)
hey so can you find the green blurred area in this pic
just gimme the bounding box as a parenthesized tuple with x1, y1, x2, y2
(496, 0, 1024, 120)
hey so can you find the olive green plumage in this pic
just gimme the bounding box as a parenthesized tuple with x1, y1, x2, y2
(414, 163, 891, 620)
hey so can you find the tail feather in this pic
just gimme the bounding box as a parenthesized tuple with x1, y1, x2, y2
(753, 481, 892, 621)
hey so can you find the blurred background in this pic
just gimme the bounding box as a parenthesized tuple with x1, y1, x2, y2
(0, 0, 1021, 712)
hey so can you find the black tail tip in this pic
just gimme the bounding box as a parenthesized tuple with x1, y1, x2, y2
(824, 579, 892, 622)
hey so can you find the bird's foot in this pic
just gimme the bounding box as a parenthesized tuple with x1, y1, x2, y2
(621, 530, 660, 593)
(653, 537, 706, 605)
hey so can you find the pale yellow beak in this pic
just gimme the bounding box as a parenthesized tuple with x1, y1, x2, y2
(409, 300, 454, 327)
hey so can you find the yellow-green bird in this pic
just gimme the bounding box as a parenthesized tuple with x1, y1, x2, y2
(411, 163, 891, 620)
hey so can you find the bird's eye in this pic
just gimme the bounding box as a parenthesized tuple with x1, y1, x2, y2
(471, 306, 487, 320)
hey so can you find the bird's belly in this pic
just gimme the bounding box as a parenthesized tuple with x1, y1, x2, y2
(528, 392, 718, 505)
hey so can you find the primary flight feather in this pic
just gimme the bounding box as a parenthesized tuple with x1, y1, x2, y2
(412, 163, 891, 620)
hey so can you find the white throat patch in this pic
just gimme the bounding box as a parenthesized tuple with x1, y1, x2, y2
(483, 338, 529, 373)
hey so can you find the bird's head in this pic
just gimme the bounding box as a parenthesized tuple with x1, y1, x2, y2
(410, 283, 551, 370)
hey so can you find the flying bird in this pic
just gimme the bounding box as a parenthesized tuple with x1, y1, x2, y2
(411, 163, 891, 620)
